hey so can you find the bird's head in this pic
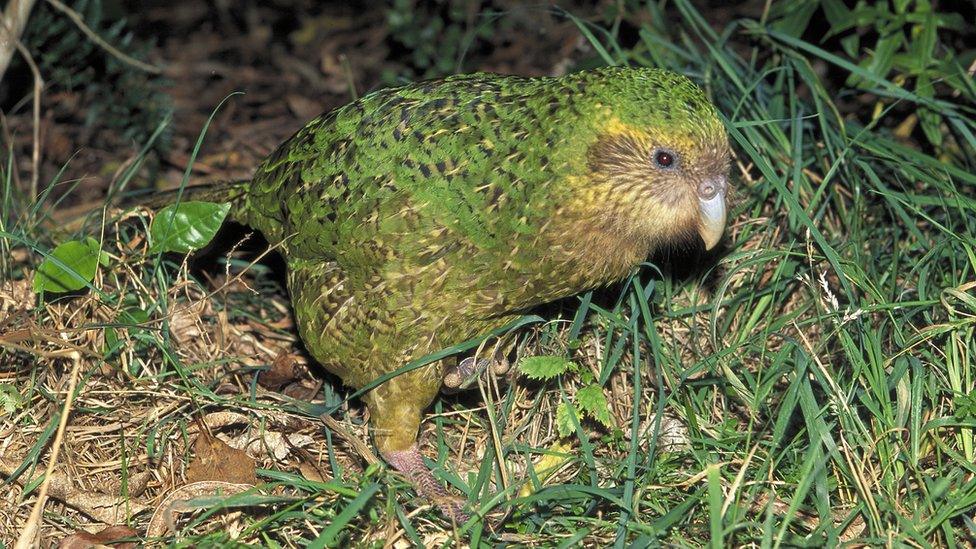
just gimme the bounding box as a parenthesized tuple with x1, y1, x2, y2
(568, 68, 731, 253)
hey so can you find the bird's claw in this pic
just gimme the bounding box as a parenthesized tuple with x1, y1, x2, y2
(442, 354, 510, 392)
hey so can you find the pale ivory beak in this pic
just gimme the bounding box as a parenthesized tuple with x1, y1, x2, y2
(697, 176, 727, 250)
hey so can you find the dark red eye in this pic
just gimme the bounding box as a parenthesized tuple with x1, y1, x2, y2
(654, 150, 676, 169)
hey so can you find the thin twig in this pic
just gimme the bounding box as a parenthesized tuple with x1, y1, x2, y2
(44, 0, 162, 74)
(320, 414, 380, 466)
(13, 351, 84, 549)
(0, 0, 37, 81)
(0, 0, 42, 198)
(10, 34, 41, 199)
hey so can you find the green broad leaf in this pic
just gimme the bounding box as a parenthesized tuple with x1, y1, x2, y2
(103, 326, 119, 356)
(915, 74, 944, 147)
(103, 308, 151, 359)
(848, 31, 902, 88)
(150, 201, 230, 254)
(519, 355, 574, 380)
(575, 384, 613, 428)
(840, 34, 860, 58)
(769, 0, 817, 38)
(0, 383, 25, 415)
(33, 237, 102, 293)
(821, 0, 854, 36)
(909, 10, 937, 64)
(917, 107, 944, 148)
(556, 401, 577, 438)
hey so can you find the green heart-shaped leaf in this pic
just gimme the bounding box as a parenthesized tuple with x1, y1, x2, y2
(150, 201, 230, 254)
(33, 237, 102, 294)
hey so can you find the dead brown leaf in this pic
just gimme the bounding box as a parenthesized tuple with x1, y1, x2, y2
(146, 481, 254, 539)
(0, 278, 33, 318)
(168, 297, 212, 347)
(186, 431, 258, 486)
(297, 460, 329, 483)
(258, 351, 303, 390)
(0, 458, 148, 525)
(58, 525, 139, 549)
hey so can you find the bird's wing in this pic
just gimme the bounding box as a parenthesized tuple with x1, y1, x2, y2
(242, 74, 567, 283)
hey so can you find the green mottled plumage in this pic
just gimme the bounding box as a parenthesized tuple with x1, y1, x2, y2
(186, 67, 729, 457)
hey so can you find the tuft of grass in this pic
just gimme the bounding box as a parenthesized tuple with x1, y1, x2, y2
(2, 1, 976, 546)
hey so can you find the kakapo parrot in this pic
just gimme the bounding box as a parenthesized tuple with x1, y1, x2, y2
(158, 67, 730, 521)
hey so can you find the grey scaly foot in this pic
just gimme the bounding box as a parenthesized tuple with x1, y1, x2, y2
(383, 444, 469, 524)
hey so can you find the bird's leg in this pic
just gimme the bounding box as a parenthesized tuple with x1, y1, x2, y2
(383, 444, 469, 523)
(442, 349, 510, 391)
(366, 376, 469, 523)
